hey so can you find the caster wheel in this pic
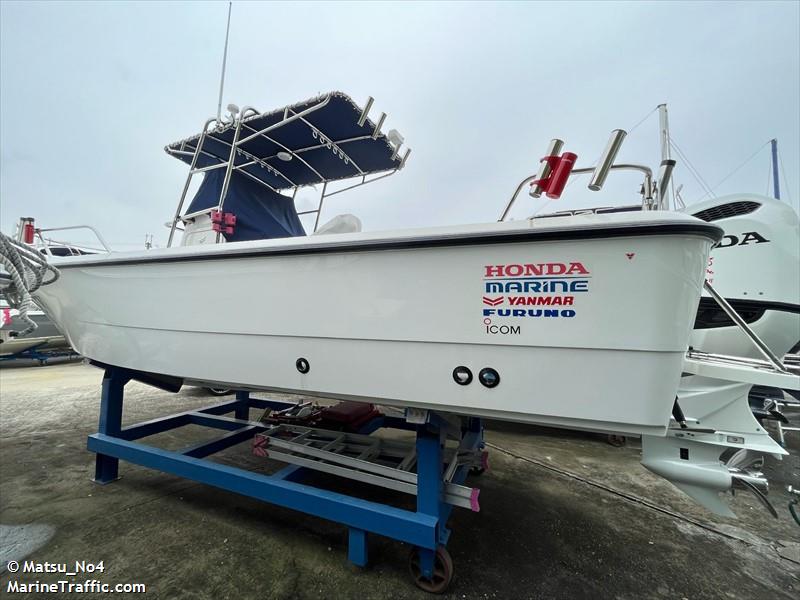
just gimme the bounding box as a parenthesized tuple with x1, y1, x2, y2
(470, 450, 489, 475)
(207, 387, 232, 396)
(607, 434, 626, 447)
(408, 546, 454, 594)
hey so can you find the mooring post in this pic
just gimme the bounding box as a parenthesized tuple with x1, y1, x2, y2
(93, 368, 130, 484)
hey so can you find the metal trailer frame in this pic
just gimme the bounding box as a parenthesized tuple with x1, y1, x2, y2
(87, 365, 484, 589)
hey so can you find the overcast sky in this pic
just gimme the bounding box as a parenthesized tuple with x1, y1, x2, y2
(1, 1, 798, 249)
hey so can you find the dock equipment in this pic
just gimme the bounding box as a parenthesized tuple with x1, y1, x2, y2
(87, 364, 486, 593)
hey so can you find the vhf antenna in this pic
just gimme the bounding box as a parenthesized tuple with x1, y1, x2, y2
(216, 2, 233, 124)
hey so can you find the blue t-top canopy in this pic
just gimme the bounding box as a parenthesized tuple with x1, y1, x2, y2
(186, 169, 305, 242)
(165, 91, 407, 191)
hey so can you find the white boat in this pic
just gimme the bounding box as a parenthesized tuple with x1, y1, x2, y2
(0, 235, 97, 359)
(6, 92, 799, 523)
(0, 301, 69, 357)
(33, 210, 720, 436)
(17, 92, 724, 437)
(498, 113, 800, 516)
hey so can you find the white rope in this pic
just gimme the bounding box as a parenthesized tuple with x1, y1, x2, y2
(0, 232, 59, 337)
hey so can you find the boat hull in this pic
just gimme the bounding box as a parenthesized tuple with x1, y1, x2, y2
(0, 311, 70, 357)
(34, 215, 720, 435)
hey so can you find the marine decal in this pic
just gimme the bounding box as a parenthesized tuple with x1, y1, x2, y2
(481, 261, 589, 328)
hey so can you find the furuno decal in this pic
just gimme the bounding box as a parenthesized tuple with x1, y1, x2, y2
(481, 261, 589, 326)
(714, 231, 769, 248)
(483, 309, 577, 318)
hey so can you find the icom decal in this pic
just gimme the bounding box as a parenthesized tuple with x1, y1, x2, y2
(483, 318, 521, 335)
(481, 261, 589, 329)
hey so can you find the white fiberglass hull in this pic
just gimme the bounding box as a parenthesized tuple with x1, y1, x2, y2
(34, 212, 720, 435)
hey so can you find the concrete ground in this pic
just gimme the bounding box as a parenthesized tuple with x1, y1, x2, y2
(0, 360, 798, 599)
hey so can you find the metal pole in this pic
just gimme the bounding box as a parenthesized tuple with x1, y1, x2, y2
(216, 2, 233, 124)
(167, 119, 215, 248)
(498, 175, 537, 221)
(218, 119, 243, 213)
(656, 159, 677, 210)
(357, 97, 373, 127)
(588, 129, 627, 192)
(770, 138, 780, 200)
(313, 182, 328, 232)
(703, 281, 790, 373)
(657, 103, 671, 210)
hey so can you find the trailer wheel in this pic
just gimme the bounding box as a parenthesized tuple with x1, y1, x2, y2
(408, 546, 454, 594)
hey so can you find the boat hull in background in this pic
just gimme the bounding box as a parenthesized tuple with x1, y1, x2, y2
(34, 213, 720, 435)
(0, 309, 70, 357)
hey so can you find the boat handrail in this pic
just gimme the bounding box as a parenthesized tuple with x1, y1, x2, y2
(36, 225, 111, 254)
(179, 206, 220, 223)
(499, 163, 655, 222)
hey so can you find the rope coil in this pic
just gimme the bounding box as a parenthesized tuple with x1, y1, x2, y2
(0, 232, 60, 337)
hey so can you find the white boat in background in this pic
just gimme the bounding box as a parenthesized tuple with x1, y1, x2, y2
(0, 300, 69, 358)
(686, 193, 799, 361)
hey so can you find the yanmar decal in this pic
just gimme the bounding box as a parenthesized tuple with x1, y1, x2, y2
(481, 262, 589, 329)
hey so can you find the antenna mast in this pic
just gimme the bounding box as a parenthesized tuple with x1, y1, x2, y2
(770, 138, 781, 200)
(657, 103, 671, 210)
(216, 2, 233, 124)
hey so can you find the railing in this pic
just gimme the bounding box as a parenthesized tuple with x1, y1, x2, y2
(498, 129, 676, 221)
(35, 225, 112, 254)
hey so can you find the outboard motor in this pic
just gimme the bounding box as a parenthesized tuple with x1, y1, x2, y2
(690, 193, 800, 359)
(642, 194, 800, 518)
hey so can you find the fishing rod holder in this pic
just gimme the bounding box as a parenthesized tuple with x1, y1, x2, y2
(529, 139, 564, 198)
(499, 128, 669, 221)
(588, 129, 626, 191)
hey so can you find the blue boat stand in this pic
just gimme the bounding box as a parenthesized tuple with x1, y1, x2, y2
(87, 365, 485, 592)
